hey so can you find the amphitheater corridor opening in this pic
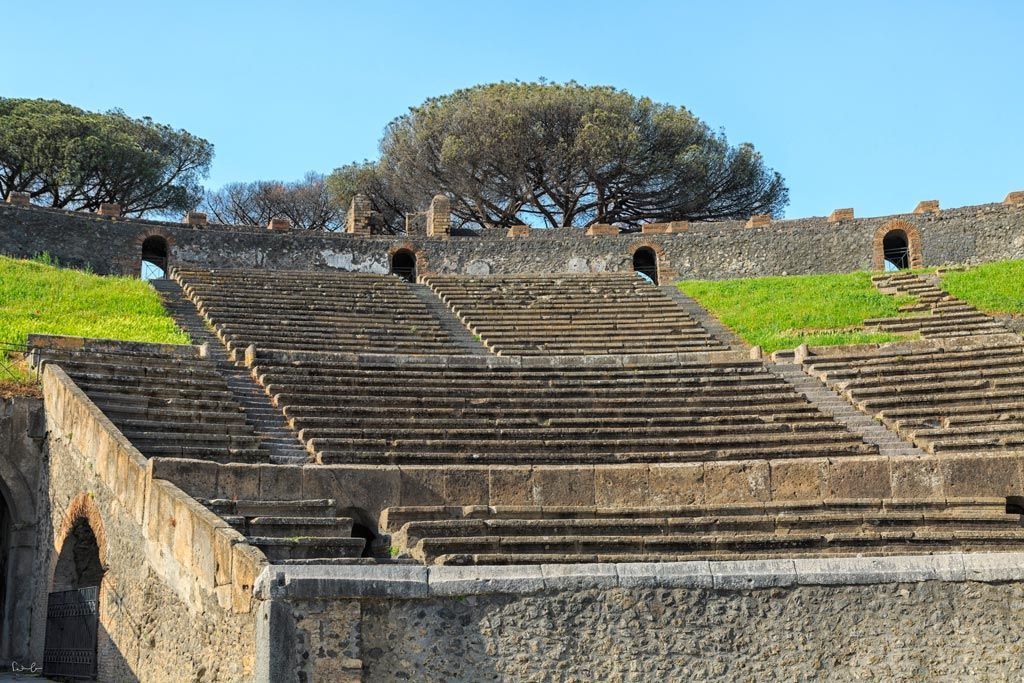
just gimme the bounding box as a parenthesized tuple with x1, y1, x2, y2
(391, 250, 417, 282)
(633, 246, 659, 284)
(141, 235, 169, 279)
(882, 230, 910, 271)
(45, 518, 103, 679)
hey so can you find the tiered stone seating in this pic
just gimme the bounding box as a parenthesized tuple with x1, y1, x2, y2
(251, 354, 878, 465)
(382, 498, 1024, 564)
(865, 272, 1009, 338)
(30, 339, 269, 463)
(424, 274, 727, 355)
(201, 498, 366, 562)
(802, 341, 1024, 453)
(173, 268, 460, 357)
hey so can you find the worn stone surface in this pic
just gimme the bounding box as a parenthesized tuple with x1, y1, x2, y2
(345, 581, 1024, 681)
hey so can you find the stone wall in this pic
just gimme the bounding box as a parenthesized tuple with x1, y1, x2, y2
(1, 200, 1022, 280)
(0, 397, 45, 664)
(29, 366, 265, 681)
(257, 555, 1024, 681)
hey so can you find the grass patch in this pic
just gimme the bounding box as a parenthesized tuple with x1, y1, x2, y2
(677, 271, 915, 353)
(941, 259, 1024, 315)
(0, 254, 188, 388)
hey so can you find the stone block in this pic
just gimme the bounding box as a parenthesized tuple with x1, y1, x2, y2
(641, 223, 671, 234)
(507, 225, 531, 238)
(913, 200, 939, 214)
(584, 223, 619, 236)
(267, 217, 291, 232)
(617, 561, 713, 589)
(540, 563, 618, 591)
(711, 559, 797, 589)
(184, 211, 208, 226)
(889, 456, 943, 498)
(145, 479, 178, 548)
(669, 220, 690, 231)
(794, 554, 965, 585)
(216, 463, 261, 501)
(828, 208, 854, 223)
(1004, 191, 1024, 206)
(231, 543, 267, 613)
(258, 465, 304, 501)
(214, 526, 245, 587)
(488, 467, 533, 506)
(399, 467, 445, 506)
(443, 467, 489, 505)
(98, 202, 121, 217)
(825, 457, 891, 499)
(963, 552, 1024, 582)
(302, 466, 401, 517)
(150, 457, 219, 500)
(704, 460, 770, 504)
(745, 214, 771, 228)
(426, 194, 450, 237)
(940, 454, 1022, 497)
(531, 466, 595, 506)
(770, 459, 825, 500)
(5, 191, 29, 206)
(649, 463, 704, 505)
(428, 565, 545, 596)
(594, 465, 650, 507)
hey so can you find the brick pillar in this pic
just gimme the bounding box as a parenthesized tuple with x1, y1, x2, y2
(1004, 191, 1024, 206)
(346, 194, 373, 235)
(98, 202, 121, 217)
(184, 211, 208, 226)
(745, 214, 770, 228)
(828, 208, 854, 223)
(5, 191, 29, 206)
(913, 200, 939, 214)
(267, 217, 291, 232)
(426, 194, 451, 238)
(507, 225, 531, 238)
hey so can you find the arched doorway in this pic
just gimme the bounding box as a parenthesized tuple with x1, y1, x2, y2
(141, 235, 169, 279)
(391, 250, 417, 282)
(633, 247, 658, 284)
(882, 230, 910, 271)
(45, 517, 103, 679)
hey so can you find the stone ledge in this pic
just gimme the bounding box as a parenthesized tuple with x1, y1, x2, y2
(255, 551, 1024, 599)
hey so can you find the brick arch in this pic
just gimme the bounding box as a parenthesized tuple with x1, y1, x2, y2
(121, 228, 176, 277)
(627, 239, 675, 282)
(873, 220, 923, 270)
(50, 492, 109, 591)
(387, 242, 430, 279)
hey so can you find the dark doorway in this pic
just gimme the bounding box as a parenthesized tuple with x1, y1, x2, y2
(141, 235, 169, 279)
(882, 230, 910, 271)
(45, 519, 103, 679)
(391, 250, 417, 282)
(633, 247, 658, 284)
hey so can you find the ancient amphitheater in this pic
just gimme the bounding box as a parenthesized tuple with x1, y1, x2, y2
(2, 191, 1024, 680)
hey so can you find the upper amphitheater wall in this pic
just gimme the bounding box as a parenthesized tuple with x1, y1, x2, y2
(1, 195, 1022, 279)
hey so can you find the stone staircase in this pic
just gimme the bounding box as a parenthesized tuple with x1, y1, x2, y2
(408, 283, 489, 355)
(381, 498, 1024, 565)
(201, 498, 368, 563)
(423, 273, 729, 356)
(866, 272, 1011, 339)
(662, 285, 747, 350)
(151, 278, 308, 462)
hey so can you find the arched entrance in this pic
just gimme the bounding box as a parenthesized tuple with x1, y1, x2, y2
(633, 247, 658, 284)
(45, 512, 104, 679)
(882, 230, 910, 271)
(391, 250, 417, 282)
(141, 235, 169, 279)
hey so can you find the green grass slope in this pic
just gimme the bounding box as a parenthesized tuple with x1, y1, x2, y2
(0, 255, 188, 389)
(941, 259, 1024, 315)
(678, 271, 914, 353)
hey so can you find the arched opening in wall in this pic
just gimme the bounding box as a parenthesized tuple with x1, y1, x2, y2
(633, 247, 658, 284)
(882, 230, 911, 271)
(45, 518, 103, 679)
(391, 250, 417, 282)
(140, 235, 169, 280)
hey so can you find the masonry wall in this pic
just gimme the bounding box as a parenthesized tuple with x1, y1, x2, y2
(1, 201, 1022, 280)
(258, 557, 1024, 682)
(0, 397, 45, 664)
(29, 367, 265, 681)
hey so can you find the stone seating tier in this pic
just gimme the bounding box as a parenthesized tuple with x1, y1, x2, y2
(173, 268, 463, 356)
(381, 498, 1023, 564)
(801, 341, 1024, 454)
(424, 273, 728, 356)
(250, 355, 878, 465)
(867, 273, 1010, 339)
(29, 342, 271, 464)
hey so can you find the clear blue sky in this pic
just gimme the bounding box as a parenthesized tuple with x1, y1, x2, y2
(5, 0, 1021, 218)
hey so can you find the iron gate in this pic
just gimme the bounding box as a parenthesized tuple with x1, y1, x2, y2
(43, 586, 99, 679)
